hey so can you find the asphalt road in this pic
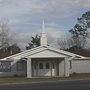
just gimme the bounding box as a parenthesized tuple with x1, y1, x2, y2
(0, 80, 90, 90)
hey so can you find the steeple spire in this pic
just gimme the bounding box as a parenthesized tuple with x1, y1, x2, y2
(42, 19, 45, 33)
(40, 19, 47, 46)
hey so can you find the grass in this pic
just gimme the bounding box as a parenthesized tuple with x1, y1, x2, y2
(0, 74, 90, 84)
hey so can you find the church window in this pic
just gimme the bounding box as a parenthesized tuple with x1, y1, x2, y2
(17, 61, 25, 71)
(46, 63, 50, 69)
(0, 61, 11, 72)
(52, 63, 55, 69)
(70, 61, 72, 69)
(39, 63, 43, 69)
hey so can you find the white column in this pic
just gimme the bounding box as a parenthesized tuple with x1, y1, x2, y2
(59, 60, 64, 77)
(27, 58, 32, 78)
(64, 57, 69, 77)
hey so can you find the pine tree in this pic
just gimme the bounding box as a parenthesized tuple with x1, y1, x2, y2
(26, 34, 40, 50)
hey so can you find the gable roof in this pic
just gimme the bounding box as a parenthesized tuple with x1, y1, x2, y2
(1, 46, 85, 60)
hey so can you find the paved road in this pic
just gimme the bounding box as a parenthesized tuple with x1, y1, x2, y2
(0, 80, 90, 90)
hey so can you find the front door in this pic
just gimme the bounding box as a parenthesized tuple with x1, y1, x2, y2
(38, 61, 51, 76)
(33, 61, 57, 77)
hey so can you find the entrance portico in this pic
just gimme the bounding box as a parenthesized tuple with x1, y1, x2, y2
(27, 57, 70, 78)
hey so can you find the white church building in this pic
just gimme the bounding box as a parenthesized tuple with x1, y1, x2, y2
(0, 20, 90, 78)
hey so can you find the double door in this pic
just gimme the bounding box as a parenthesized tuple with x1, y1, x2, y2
(33, 61, 56, 77)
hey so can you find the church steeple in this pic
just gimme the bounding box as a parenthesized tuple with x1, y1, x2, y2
(40, 19, 47, 46)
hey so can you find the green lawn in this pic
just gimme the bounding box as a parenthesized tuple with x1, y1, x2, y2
(0, 74, 90, 84)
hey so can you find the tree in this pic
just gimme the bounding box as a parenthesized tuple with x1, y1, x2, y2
(57, 37, 76, 50)
(57, 37, 69, 50)
(0, 43, 21, 54)
(79, 11, 90, 28)
(26, 34, 40, 50)
(69, 11, 89, 50)
(0, 18, 13, 49)
(0, 18, 20, 54)
(7, 43, 21, 54)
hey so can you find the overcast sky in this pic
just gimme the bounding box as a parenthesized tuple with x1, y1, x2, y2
(0, 0, 90, 50)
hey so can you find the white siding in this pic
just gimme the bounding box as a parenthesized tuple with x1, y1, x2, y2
(71, 59, 90, 74)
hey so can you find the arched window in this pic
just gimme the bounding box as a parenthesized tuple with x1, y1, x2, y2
(46, 63, 50, 69)
(52, 63, 55, 69)
(39, 63, 43, 69)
